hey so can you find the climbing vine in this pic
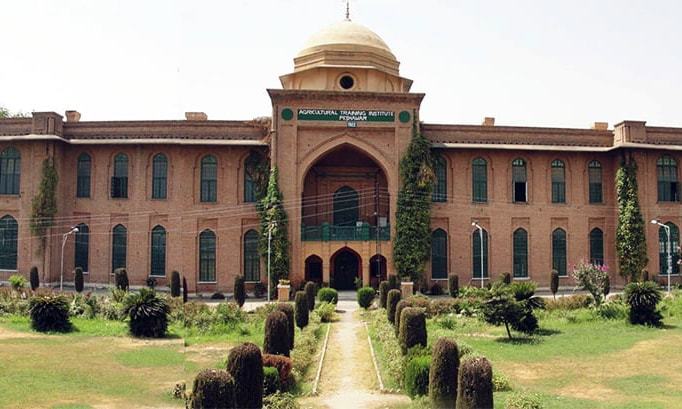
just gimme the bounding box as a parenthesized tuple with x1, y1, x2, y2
(30, 158, 59, 245)
(616, 155, 648, 282)
(258, 166, 290, 290)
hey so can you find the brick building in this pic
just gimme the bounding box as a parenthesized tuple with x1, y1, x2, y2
(1, 19, 681, 292)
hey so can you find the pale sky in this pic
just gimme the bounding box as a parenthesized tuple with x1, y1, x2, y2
(1, 0, 681, 128)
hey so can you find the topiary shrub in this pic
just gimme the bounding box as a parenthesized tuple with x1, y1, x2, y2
(170, 271, 181, 297)
(262, 353, 293, 391)
(74, 267, 84, 293)
(190, 369, 235, 409)
(502, 272, 512, 285)
(449, 274, 459, 298)
(457, 357, 493, 409)
(405, 355, 431, 398)
(276, 302, 295, 351)
(399, 307, 427, 354)
(430, 282, 443, 296)
(29, 294, 72, 332)
(263, 366, 280, 396)
(233, 276, 246, 308)
(114, 268, 129, 291)
(394, 299, 409, 336)
(387, 289, 402, 324)
(318, 288, 338, 304)
(430, 337, 459, 408)
(264, 310, 291, 357)
(388, 274, 399, 290)
(122, 288, 170, 338)
(304, 281, 316, 311)
(29, 266, 39, 291)
(624, 281, 662, 326)
(226, 342, 263, 409)
(379, 281, 390, 308)
(182, 276, 189, 303)
(550, 270, 559, 300)
(294, 291, 309, 330)
(357, 287, 375, 309)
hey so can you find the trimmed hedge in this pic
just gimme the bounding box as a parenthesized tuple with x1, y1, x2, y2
(29, 294, 71, 332)
(264, 310, 291, 357)
(318, 288, 338, 304)
(74, 267, 84, 293)
(357, 287, 375, 309)
(386, 289, 402, 324)
(457, 357, 493, 409)
(114, 268, 129, 291)
(398, 307, 427, 354)
(276, 303, 295, 351)
(405, 355, 430, 398)
(304, 281, 316, 311)
(262, 353, 293, 390)
(550, 270, 559, 299)
(395, 296, 430, 336)
(430, 337, 459, 408)
(388, 274, 399, 290)
(234, 276, 246, 308)
(190, 369, 235, 409)
(170, 270, 181, 297)
(448, 275, 459, 298)
(294, 291, 309, 329)
(30, 266, 39, 291)
(263, 366, 280, 396)
(394, 299, 409, 336)
(379, 281, 390, 308)
(226, 342, 264, 409)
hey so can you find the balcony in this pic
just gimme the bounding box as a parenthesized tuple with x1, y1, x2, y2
(301, 222, 390, 241)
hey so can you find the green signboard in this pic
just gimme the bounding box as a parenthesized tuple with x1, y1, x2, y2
(297, 108, 395, 122)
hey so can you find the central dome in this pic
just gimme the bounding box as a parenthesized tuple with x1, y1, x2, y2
(296, 20, 397, 62)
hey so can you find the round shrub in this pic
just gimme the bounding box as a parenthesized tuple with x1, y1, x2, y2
(74, 267, 84, 293)
(624, 281, 662, 326)
(295, 291, 309, 330)
(387, 289, 402, 324)
(30, 266, 39, 291)
(190, 369, 235, 409)
(357, 287, 375, 309)
(550, 270, 559, 298)
(505, 392, 542, 409)
(170, 270, 181, 297)
(114, 268, 129, 291)
(379, 281, 390, 308)
(226, 342, 264, 409)
(430, 337, 459, 408)
(262, 353, 294, 390)
(457, 357, 493, 409)
(182, 276, 189, 303)
(405, 355, 430, 398)
(276, 302, 295, 350)
(388, 274, 399, 290)
(234, 276, 246, 308)
(448, 274, 459, 298)
(29, 294, 71, 333)
(318, 287, 338, 304)
(315, 302, 336, 323)
(304, 281, 316, 311)
(123, 288, 170, 338)
(264, 310, 291, 357)
(263, 366, 280, 396)
(399, 307, 427, 354)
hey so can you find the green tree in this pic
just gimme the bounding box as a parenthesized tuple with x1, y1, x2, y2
(393, 121, 434, 282)
(616, 156, 647, 282)
(30, 158, 58, 247)
(258, 167, 289, 292)
(0, 106, 30, 118)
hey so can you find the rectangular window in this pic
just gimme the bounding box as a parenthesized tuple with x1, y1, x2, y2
(199, 232, 216, 282)
(513, 230, 528, 278)
(152, 160, 167, 199)
(111, 177, 128, 198)
(150, 228, 166, 277)
(589, 182, 602, 204)
(472, 159, 487, 203)
(472, 231, 489, 278)
(76, 157, 91, 198)
(513, 182, 527, 203)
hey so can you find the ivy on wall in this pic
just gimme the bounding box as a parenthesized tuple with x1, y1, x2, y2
(616, 155, 648, 282)
(258, 166, 290, 289)
(30, 158, 58, 245)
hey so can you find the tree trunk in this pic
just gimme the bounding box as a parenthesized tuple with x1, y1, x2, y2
(504, 321, 512, 339)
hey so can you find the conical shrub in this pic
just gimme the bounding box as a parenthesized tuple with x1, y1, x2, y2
(264, 310, 290, 357)
(456, 357, 493, 409)
(379, 280, 389, 308)
(234, 276, 246, 307)
(448, 275, 459, 298)
(429, 337, 459, 408)
(190, 369, 235, 409)
(387, 289, 401, 324)
(304, 281, 316, 311)
(226, 342, 263, 409)
(398, 307, 427, 354)
(170, 271, 181, 297)
(276, 302, 295, 350)
(29, 266, 39, 291)
(74, 267, 84, 293)
(295, 291, 309, 330)
(182, 276, 189, 303)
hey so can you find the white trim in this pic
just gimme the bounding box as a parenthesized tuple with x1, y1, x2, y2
(0, 269, 18, 273)
(433, 141, 682, 152)
(245, 280, 262, 284)
(431, 278, 448, 281)
(197, 281, 218, 284)
(0, 134, 266, 146)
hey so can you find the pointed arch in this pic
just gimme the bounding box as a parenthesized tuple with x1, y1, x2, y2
(0, 215, 18, 270)
(431, 229, 448, 279)
(552, 228, 567, 276)
(150, 225, 166, 276)
(199, 229, 216, 282)
(244, 229, 260, 281)
(513, 228, 528, 278)
(589, 228, 604, 265)
(111, 224, 127, 272)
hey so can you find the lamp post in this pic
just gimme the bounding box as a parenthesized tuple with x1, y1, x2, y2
(472, 221, 485, 288)
(267, 220, 277, 302)
(651, 219, 672, 294)
(60, 226, 79, 292)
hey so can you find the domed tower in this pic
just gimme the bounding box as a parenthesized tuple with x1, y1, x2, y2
(279, 19, 413, 92)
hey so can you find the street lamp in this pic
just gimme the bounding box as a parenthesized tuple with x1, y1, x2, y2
(60, 226, 79, 292)
(267, 220, 278, 302)
(472, 221, 485, 288)
(651, 219, 672, 294)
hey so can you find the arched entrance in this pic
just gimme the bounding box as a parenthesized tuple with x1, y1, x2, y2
(304, 255, 323, 284)
(369, 254, 387, 288)
(331, 247, 361, 290)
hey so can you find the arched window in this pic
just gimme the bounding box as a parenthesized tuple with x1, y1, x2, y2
(200, 155, 217, 203)
(150, 225, 166, 277)
(657, 155, 679, 202)
(513, 228, 528, 278)
(552, 228, 567, 276)
(588, 160, 603, 203)
(111, 154, 128, 198)
(472, 228, 489, 278)
(658, 222, 680, 275)
(76, 153, 91, 198)
(199, 230, 216, 282)
(551, 160, 566, 203)
(512, 158, 527, 203)
(152, 154, 168, 199)
(0, 148, 21, 195)
(589, 228, 604, 266)
(244, 230, 260, 281)
(111, 224, 127, 272)
(0, 215, 18, 270)
(432, 153, 447, 202)
(244, 152, 262, 203)
(74, 223, 89, 272)
(431, 229, 448, 279)
(333, 186, 359, 227)
(472, 158, 487, 203)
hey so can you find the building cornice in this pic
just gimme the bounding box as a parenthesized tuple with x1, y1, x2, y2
(267, 89, 425, 105)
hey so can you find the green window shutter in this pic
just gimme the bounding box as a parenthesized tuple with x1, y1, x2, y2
(111, 154, 128, 198)
(244, 153, 261, 203)
(0, 148, 21, 195)
(152, 154, 168, 199)
(657, 156, 679, 202)
(150, 225, 166, 277)
(200, 155, 217, 203)
(513, 228, 528, 278)
(588, 160, 603, 203)
(552, 228, 567, 276)
(199, 230, 216, 282)
(0, 215, 18, 270)
(472, 158, 487, 203)
(472, 229, 489, 278)
(111, 224, 127, 272)
(76, 153, 91, 198)
(512, 158, 527, 203)
(431, 153, 447, 202)
(431, 229, 448, 279)
(659, 223, 680, 275)
(589, 228, 604, 266)
(243, 230, 260, 281)
(74, 223, 89, 272)
(551, 160, 566, 203)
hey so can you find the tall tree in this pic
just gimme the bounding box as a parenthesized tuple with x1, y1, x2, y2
(393, 121, 434, 282)
(258, 166, 290, 291)
(616, 155, 648, 282)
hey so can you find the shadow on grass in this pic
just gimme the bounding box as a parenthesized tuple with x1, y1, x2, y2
(535, 328, 562, 336)
(495, 336, 540, 345)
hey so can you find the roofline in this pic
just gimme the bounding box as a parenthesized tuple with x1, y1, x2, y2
(0, 134, 267, 146)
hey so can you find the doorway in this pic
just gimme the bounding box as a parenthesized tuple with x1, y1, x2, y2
(331, 248, 361, 290)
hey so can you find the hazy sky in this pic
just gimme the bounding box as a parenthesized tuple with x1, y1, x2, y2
(1, 0, 681, 128)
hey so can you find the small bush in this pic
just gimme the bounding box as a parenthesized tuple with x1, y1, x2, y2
(182, 276, 189, 303)
(387, 289, 402, 324)
(379, 281, 390, 308)
(234, 276, 246, 308)
(29, 267, 39, 291)
(170, 271, 181, 297)
(624, 281, 662, 326)
(29, 294, 72, 332)
(74, 267, 84, 293)
(263, 366, 280, 396)
(123, 289, 170, 338)
(357, 287, 375, 309)
(395, 296, 431, 334)
(264, 310, 291, 357)
(114, 268, 129, 291)
(448, 275, 459, 298)
(493, 372, 512, 392)
(399, 307, 427, 354)
(318, 288, 338, 304)
(190, 369, 235, 409)
(295, 291, 309, 329)
(457, 357, 493, 409)
(304, 281, 316, 311)
(429, 299, 460, 317)
(226, 342, 264, 409)
(430, 282, 443, 296)
(405, 355, 430, 398)
(595, 301, 628, 320)
(8, 274, 26, 291)
(429, 337, 459, 407)
(550, 270, 559, 299)
(262, 392, 299, 409)
(262, 353, 294, 390)
(276, 302, 295, 350)
(505, 392, 543, 409)
(388, 274, 400, 290)
(211, 292, 225, 300)
(544, 294, 591, 311)
(315, 302, 336, 322)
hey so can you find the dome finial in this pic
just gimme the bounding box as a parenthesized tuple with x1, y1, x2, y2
(345, 0, 351, 21)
